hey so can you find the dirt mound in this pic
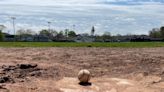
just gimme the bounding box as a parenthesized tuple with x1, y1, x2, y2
(55, 77, 164, 92)
(0, 63, 66, 91)
(0, 47, 163, 92)
(0, 76, 13, 83)
(0, 64, 43, 83)
(0, 63, 76, 84)
(0, 86, 9, 92)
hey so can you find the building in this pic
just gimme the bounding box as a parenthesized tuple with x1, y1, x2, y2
(74, 34, 95, 42)
(4, 34, 15, 42)
(4, 33, 51, 42)
(33, 35, 51, 42)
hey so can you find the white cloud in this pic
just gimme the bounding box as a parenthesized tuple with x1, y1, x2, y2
(0, 0, 101, 5)
(0, 0, 164, 35)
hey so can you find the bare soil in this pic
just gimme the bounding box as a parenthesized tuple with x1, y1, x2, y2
(0, 47, 163, 92)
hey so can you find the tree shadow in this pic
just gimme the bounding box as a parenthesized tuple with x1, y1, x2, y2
(79, 82, 92, 86)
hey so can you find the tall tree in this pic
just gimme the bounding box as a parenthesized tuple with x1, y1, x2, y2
(160, 26, 164, 38)
(64, 29, 69, 37)
(0, 25, 6, 42)
(149, 28, 161, 38)
(17, 29, 35, 36)
(39, 29, 57, 39)
(59, 31, 64, 36)
(39, 29, 50, 36)
(49, 30, 58, 37)
(55, 31, 65, 41)
(0, 30, 4, 42)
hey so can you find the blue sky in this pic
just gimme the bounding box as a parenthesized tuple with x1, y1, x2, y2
(0, 0, 164, 35)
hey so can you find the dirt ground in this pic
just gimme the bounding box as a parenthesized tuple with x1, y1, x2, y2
(0, 47, 163, 92)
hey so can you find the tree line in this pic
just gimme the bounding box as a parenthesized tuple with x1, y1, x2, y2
(149, 26, 164, 39)
(0, 24, 164, 42)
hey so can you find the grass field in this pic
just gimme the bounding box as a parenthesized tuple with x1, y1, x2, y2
(0, 42, 164, 47)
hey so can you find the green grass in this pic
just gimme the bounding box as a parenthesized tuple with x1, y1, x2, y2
(0, 42, 163, 48)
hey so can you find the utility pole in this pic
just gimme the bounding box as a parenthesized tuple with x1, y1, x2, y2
(11, 17, 16, 41)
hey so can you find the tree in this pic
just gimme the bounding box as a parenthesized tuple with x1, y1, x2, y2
(102, 31, 111, 41)
(39, 29, 50, 36)
(0, 25, 6, 42)
(17, 29, 35, 36)
(68, 31, 76, 37)
(149, 28, 161, 38)
(50, 30, 58, 37)
(39, 29, 58, 39)
(64, 29, 69, 37)
(160, 26, 164, 38)
(59, 31, 64, 36)
(54, 30, 65, 41)
(0, 30, 4, 42)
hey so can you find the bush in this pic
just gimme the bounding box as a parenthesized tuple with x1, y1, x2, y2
(0, 30, 4, 42)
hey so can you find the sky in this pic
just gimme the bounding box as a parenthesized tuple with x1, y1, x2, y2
(0, 0, 164, 35)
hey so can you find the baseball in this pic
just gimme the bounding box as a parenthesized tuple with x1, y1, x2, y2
(78, 69, 91, 83)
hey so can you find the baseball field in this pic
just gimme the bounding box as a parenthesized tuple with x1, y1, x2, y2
(0, 43, 163, 92)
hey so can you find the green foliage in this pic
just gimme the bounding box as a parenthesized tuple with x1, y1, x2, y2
(0, 42, 164, 47)
(58, 31, 63, 35)
(50, 30, 58, 36)
(160, 26, 164, 38)
(149, 28, 161, 38)
(68, 31, 76, 37)
(102, 32, 111, 40)
(39, 29, 50, 36)
(39, 29, 58, 39)
(149, 27, 164, 39)
(54, 31, 65, 40)
(17, 29, 35, 36)
(64, 29, 69, 37)
(0, 25, 6, 42)
(0, 30, 4, 42)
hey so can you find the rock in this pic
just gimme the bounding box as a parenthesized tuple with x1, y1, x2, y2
(0, 76, 10, 83)
(17, 64, 37, 69)
(2, 65, 16, 71)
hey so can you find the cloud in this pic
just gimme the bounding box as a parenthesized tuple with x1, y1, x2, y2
(1, 0, 164, 6)
(0, 0, 164, 35)
(0, 0, 101, 6)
